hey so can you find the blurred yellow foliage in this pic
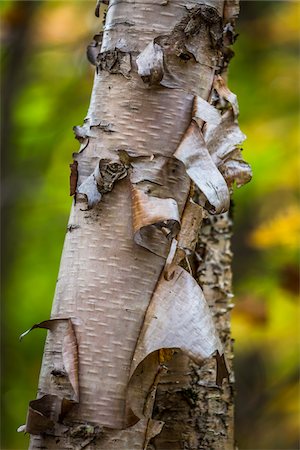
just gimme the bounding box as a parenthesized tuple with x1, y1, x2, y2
(267, 1, 300, 44)
(250, 205, 300, 249)
(248, 1, 300, 46)
(32, 2, 92, 45)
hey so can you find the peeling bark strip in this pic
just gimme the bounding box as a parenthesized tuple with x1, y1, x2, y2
(25, 1, 251, 449)
(164, 199, 203, 280)
(19, 319, 79, 435)
(20, 319, 79, 401)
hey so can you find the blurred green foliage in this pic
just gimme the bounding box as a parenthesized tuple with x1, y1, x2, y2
(1, 1, 299, 449)
(230, 2, 300, 448)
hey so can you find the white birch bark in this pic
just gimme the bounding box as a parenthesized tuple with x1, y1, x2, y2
(19, 1, 251, 449)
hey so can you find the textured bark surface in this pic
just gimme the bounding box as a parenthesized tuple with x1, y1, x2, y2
(20, 1, 251, 449)
(152, 213, 235, 450)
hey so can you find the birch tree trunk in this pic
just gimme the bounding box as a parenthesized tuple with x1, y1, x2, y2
(20, 1, 251, 449)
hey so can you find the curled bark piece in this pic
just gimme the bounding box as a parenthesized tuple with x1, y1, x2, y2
(78, 159, 128, 208)
(204, 110, 246, 163)
(77, 169, 102, 208)
(203, 110, 252, 187)
(193, 95, 222, 125)
(73, 122, 91, 143)
(174, 120, 230, 214)
(129, 154, 190, 211)
(72, 121, 93, 155)
(20, 318, 79, 402)
(131, 186, 180, 257)
(127, 266, 223, 421)
(136, 41, 164, 86)
(20, 319, 60, 339)
(20, 319, 79, 435)
(164, 199, 203, 280)
(24, 395, 75, 435)
(131, 266, 223, 370)
(213, 75, 239, 118)
(219, 148, 252, 188)
(26, 395, 56, 434)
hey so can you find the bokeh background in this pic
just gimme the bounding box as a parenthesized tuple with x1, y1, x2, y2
(1, 1, 299, 449)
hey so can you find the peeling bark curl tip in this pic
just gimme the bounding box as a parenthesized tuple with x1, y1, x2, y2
(73, 122, 90, 143)
(136, 41, 164, 86)
(126, 266, 224, 424)
(193, 95, 221, 125)
(131, 186, 180, 257)
(23, 395, 75, 435)
(213, 75, 239, 118)
(219, 147, 252, 188)
(203, 109, 252, 188)
(20, 318, 79, 402)
(175, 120, 230, 214)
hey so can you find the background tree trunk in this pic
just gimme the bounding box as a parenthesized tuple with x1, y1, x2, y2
(20, 1, 250, 449)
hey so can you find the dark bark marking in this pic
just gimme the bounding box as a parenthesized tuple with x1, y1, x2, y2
(69, 160, 78, 196)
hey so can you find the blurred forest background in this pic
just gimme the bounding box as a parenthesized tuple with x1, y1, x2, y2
(1, 1, 299, 449)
